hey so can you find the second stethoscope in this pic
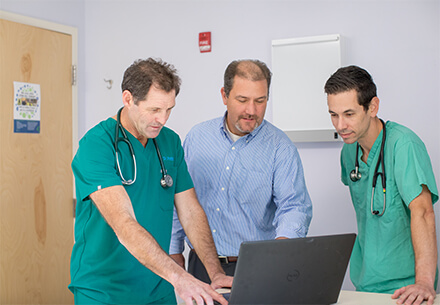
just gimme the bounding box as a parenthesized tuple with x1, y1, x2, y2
(114, 107, 173, 188)
(350, 119, 386, 216)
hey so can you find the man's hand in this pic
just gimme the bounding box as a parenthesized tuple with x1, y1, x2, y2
(391, 282, 436, 305)
(173, 272, 229, 305)
(171, 253, 185, 269)
(210, 272, 234, 290)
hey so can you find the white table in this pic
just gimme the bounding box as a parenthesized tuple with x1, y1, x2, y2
(183, 289, 440, 304)
(337, 290, 440, 304)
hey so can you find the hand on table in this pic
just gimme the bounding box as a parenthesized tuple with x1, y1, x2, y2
(392, 282, 436, 305)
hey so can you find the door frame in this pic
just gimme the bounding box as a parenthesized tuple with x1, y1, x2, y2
(0, 10, 79, 202)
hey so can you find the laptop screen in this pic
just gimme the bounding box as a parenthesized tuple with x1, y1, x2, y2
(227, 233, 356, 305)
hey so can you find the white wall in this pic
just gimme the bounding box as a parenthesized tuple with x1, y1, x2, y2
(82, 0, 440, 290)
(2, 0, 439, 292)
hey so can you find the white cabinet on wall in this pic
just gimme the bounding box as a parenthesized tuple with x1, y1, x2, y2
(271, 34, 341, 142)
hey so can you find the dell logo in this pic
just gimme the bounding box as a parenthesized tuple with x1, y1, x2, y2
(287, 270, 300, 282)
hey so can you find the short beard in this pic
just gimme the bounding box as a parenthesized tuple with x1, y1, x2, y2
(235, 120, 259, 135)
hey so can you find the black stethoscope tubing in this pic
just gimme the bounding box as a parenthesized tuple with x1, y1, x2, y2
(350, 119, 386, 216)
(115, 107, 173, 188)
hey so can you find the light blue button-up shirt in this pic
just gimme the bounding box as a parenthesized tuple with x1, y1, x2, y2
(170, 115, 312, 256)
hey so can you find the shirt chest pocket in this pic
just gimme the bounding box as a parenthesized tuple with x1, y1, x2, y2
(348, 178, 370, 218)
(232, 165, 273, 205)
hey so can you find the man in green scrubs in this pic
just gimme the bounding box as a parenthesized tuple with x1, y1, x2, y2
(325, 66, 438, 305)
(70, 58, 232, 305)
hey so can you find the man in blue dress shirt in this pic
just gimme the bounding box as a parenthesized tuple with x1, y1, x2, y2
(170, 59, 313, 283)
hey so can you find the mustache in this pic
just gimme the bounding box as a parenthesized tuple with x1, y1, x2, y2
(239, 115, 258, 120)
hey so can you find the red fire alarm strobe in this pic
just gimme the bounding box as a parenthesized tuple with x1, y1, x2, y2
(199, 32, 211, 53)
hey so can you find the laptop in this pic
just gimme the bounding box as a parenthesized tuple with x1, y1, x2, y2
(221, 233, 356, 305)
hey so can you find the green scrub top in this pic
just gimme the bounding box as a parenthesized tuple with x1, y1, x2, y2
(341, 121, 438, 293)
(70, 117, 193, 304)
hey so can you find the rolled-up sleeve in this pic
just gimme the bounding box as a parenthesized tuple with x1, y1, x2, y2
(272, 144, 312, 238)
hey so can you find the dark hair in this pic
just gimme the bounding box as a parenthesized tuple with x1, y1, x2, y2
(223, 59, 272, 97)
(121, 58, 181, 103)
(324, 65, 377, 111)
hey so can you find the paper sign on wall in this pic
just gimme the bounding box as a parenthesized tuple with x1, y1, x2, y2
(13, 82, 41, 134)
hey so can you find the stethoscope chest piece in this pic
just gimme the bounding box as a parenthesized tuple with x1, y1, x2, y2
(350, 167, 362, 182)
(160, 174, 173, 188)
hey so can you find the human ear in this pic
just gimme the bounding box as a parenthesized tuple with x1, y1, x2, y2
(122, 90, 134, 107)
(369, 97, 380, 117)
(221, 87, 228, 106)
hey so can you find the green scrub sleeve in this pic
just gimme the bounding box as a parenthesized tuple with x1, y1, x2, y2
(172, 133, 194, 194)
(72, 129, 122, 202)
(393, 140, 438, 206)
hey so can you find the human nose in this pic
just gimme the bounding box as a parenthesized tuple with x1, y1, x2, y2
(155, 111, 169, 126)
(244, 101, 257, 115)
(335, 116, 348, 131)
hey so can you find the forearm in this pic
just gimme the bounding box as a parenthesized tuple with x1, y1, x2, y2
(411, 207, 437, 287)
(391, 186, 437, 305)
(115, 211, 230, 304)
(89, 186, 229, 305)
(187, 211, 223, 278)
(175, 189, 225, 280)
(117, 217, 187, 284)
(90, 186, 187, 287)
(410, 185, 438, 288)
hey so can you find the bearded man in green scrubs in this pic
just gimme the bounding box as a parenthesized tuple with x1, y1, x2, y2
(70, 58, 232, 305)
(325, 65, 438, 305)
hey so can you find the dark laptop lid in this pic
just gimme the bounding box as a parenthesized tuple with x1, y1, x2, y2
(228, 233, 356, 305)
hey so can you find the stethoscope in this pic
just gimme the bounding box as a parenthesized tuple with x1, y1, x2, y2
(114, 107, 173, 188)
(350, 119, 386, 216)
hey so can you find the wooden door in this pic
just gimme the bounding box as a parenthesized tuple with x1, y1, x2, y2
(0, 19, 74, 304)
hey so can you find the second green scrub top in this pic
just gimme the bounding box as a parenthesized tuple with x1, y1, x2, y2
(341, 121, 438, 293)
(70, 117, 193, 304)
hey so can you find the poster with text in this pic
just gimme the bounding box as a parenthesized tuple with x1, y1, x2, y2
(13, 82, 41, 134)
